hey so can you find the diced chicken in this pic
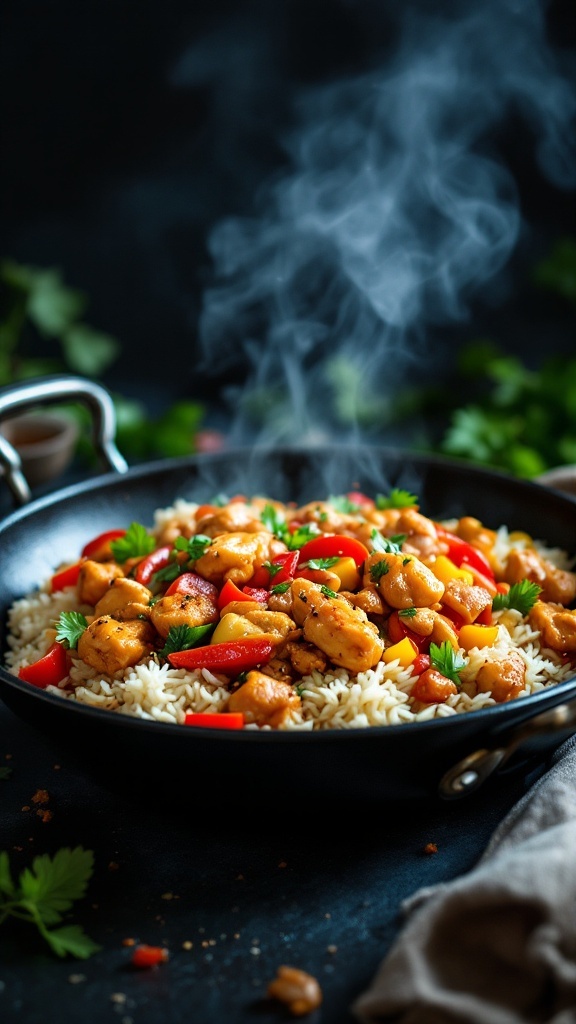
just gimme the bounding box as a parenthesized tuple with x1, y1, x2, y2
(227, 670, 301, 727)
(441, 579, 493, 625)
(77, 560, 124, 606)
(93, 578, 153, 621)
(285, 640, 328, 676)
(150, 591, 219, 639)
(363, 552, 445, 610)
(241, 610, 296, 641)
(194, 531, 274, 586)
(77, 616, 154, 675)
(408, 608, 460, 650)
(528, 601, 576, 653)
(292, 501, 357, 535)
(291, 578, 384, 673)
(475, 650, 526, 703)
(504, 548, 576, 605)
(412, 668, 458, 704)
(195, 501, 268, 537)
(341, 585, 387, 618)
(267, 589, 294, 614)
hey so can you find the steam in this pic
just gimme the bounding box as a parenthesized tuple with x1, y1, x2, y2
(196, 0, 576, 446)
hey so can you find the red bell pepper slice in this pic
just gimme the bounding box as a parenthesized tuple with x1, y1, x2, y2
(242, 586, 269, 604)
(134, 545, 173, 585)
(218, 579, 262, 609)
(297, 535, 369, 568)
(165, 572, 219, 600)
(184, 712, 244, 729)
(18, 642, 69, 688)
(387, 611, 430, 652)
(435, 527, 495, 580)
(412, 653, 431, 676)
(81, 529, 126, 560)
(50, 561, 82, 592)
(168, 638, 273, 673)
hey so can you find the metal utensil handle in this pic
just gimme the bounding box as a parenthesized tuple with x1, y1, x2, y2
(438, 698, 576, 799)
(0, 375, 128, 506)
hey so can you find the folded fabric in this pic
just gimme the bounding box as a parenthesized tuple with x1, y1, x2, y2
(353, 736, 576, 1024)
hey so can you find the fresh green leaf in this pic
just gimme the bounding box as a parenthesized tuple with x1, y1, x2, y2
(43, 924, 101, 960)
(320, 585, 338, 599)
(328, 494, 362, 513)
(285, 524, 319, 550)
(110, 523, 156, 562)
(370, 530, 406, 554)
(262, 561, 283, 579)
(376, 489, 419, 510)
(158, 623, 215, 658)
(174, 534, 212, 561)
(19, 847, 95, 920)
(271, 582, 291, 595)
(492, 579, 542, 616)
(260, 504, 287, 536)
(429, 642, 467, 686)
(369, 559, 390, 583)
(150, 561, 182, 588)
(300, 557, 340, 571)
(399, 607, 417, 618)
(55, 611, 88, 650)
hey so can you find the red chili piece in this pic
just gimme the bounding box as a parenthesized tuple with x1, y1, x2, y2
(168, 638, 273, 673)
(387, 611, 430, 652)
(81, 529, 126, 559)
(165, 572, 219, 600)
(18, 642, 68, 688)
(435, 527, 495, 580)
(50, 562, 82, 592)
(297, 535, 369, 567)
(134, 546, 173, 585)
(131, 945, 169, 968)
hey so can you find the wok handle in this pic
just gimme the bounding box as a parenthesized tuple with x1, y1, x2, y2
(0, 375, 128, 505)
(438, 699, 576, 799)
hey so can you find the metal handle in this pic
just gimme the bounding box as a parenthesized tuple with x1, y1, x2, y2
(0, 375, 128, 505)
(438, 699, 576, 799)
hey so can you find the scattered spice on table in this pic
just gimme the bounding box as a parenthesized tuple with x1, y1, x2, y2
(267, 965, 323, 1017)
(424, 842, 439, 855)
(131, 944, 169, 969)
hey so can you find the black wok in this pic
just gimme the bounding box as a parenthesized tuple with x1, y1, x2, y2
(1, 377, 575, 804)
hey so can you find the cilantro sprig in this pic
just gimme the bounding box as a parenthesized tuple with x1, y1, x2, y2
(429, 642, 467, 687)
(370, 530, 406, 554)
(110, 522, 156, 562)
(158, 623, 215, 659)
(260, 505, 319, 550)
(492, 579, 542, 616)
(300, 557, 340, 571)
(174, 534, 212, 561)
(55, 611, 88, 650)
(369, 559, 390, 583)
(0, 847, 100, 959)
(376, 489, 419, 510)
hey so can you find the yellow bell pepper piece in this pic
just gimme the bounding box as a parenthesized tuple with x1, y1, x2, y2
(383, 636, 418, 667)
(432, 555, 474, 587)
(331, 556, 361, 591)
(459, 624, 499, 651)
(211, 613, 262, 644)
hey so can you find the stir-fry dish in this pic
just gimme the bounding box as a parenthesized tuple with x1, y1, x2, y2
(5, 490, 576, 730)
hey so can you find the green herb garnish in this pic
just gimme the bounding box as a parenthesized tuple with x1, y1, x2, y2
(399, 607, 417, 618)
(328, 494, 362, 513)
(492, 579, 542, 616)
(300, 557, 340, 571)
(369, 559, 390, 583)
(158, 623, 215, 659)
(174, 534, 212, 561)
(376, 489, 419, 510)
(320, 586, 338, 599)
(110, 523, 156, 562)
(271, 582, 291, 595)
(150, 560, 182, 589)
(429, 642, 467, 686)
(55, 611, 88, 650)
(0, 847, 100, 959)
(260, 506, 318, 550)
(370, 530, 406, 554)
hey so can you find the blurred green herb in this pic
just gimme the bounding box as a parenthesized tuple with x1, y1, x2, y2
(0, 259, 208, 463)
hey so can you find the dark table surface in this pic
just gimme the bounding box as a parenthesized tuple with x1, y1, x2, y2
(0, 466, 559, 1024)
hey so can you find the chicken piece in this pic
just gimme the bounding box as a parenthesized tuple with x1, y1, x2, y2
(475, 650, 526, 703)
(363, 552, 445, 610)
(441, 579, 493, 625)
(195, 501, 268, 538)
(292, 501, 358, 536)
(412, 668, 458, 704)
(241, 610, 296, 641)
(528, 601, 576, 653)
(193, 531, 274, 586)
(77, 560, 124, 606)
(218, 600, 264, 617)
(452, 517, 498, 562)
(341, 585, 387, 618)
(291, 578, 384, 673)
(267, 588, 294, 615)
(227, 670, 301, 727)
(504, 548, 576, 605)
(94, 578, 153, 621)
(150, 591, 219, 640)
(408, 608, 460, 650)
(77, 616, 154, 675)
(394, 508, 442, 559)
(286, 640, 328, 676)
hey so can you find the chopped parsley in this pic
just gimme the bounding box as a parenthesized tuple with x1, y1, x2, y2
(376, 489, 419, 510)
(370, 529, 406, 554)
(55, 611, 88, 650)
(429, 641, 467, 686)
(174, 534, 212, 561)
(150, 560, 182, 589)
(158, 623, 215, 659)
(369, 559, 390, 583)
(110, 522, 156, 562)
(300, 557, 340, 571)
(399, 607, 417, 618)
(320, 585, 338, 599)
(259, 505, 319, 550)
(492, 579, 542, 616)
(271, 581, 291, 595)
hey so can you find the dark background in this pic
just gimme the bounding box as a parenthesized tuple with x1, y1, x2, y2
(0, 0, 575, 411)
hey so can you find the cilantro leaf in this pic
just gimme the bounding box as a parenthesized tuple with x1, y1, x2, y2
(55, 611, 88, 650)
(285, 524, 320, 550)
(259, 506, 318, 549)
(260, 504, 287, 536)
(429, 642, 467, 686)
(159, 623, 215, 659)
(43, 924, 101, 960)
(174, 534, 212, 561)
(300, 557, 340, 571)
(376, 489, 419, 510)
(320, 585, 338, 599)
(370, 529, 406, 554)
(492, 579, 542, 616)
(110, 523, 155, 562)
(150, 560, 182, 589)
(271, 582, 291, 595)
(369, 559, 390, 583)
(399, 607, 417, 618)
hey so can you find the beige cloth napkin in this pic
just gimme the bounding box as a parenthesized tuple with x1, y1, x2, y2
(353, 736, 576, 1024)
